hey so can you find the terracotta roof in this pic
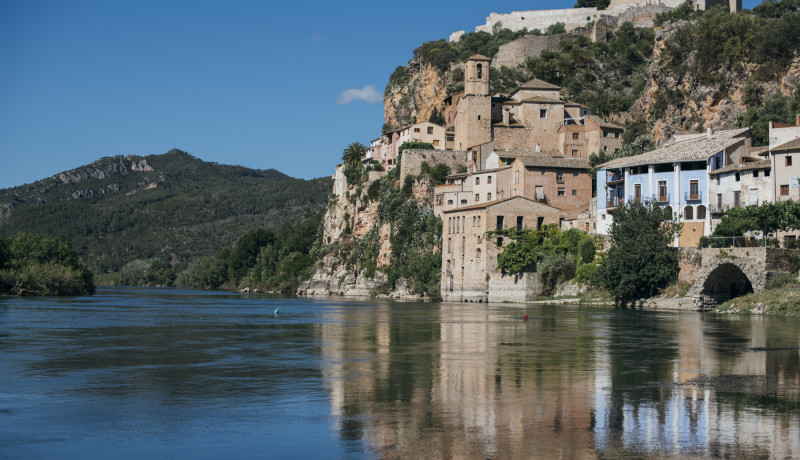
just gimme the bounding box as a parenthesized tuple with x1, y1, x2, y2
(709, 159, 771, 176)
(474, 165, 512, 174)
(587, 115, 624, 130)
(518, 95, 565, 104)
(772, 137, 800, 152)
(750, 145, 770, 156)
(496, 148, 563, 158)
(467, 54, 491, 61)
(598, 128, 750, 169)
(515, 78, 561, 91)
(516, 156, 590, 170)
(442, 195, 562, 213)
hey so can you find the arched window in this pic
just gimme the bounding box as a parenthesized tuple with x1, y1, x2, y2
(477, 63, 483, 79)
(684, 205, 694, 220)
(664, 205, 673, 218)
(697, 205, 707, 220)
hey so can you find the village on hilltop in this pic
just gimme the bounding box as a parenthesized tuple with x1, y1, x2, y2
(326, 0, 800, 304)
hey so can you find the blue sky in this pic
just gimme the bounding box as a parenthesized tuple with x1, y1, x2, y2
(0, 0, 761, 188)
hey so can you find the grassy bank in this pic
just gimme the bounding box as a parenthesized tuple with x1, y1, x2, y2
(716, 286, 800, 316)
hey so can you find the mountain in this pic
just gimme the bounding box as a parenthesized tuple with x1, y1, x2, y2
(0, 149, 332, 273)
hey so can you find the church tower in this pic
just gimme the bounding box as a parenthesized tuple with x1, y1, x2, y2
(455, 55, 492, 152)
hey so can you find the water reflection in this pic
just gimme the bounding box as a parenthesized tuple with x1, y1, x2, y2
(1, 289, 798, 458)
(320, 304, 800, 458)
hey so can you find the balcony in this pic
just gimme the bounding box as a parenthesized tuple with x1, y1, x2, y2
(653, 193, 670, 203)
(684, 191, 703, 202)
(606, 196, 623, 208)
(627, 195, 643, 204)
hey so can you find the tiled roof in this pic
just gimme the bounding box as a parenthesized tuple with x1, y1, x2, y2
(597, 128, 750, 169)
(467, 54, 491, 61)
(517, 156, 590, 169)
(515, 78, 561, 91)
(587, 115, 624, 130)
(518, 95, 564, 104)
(750, 145, 770, 156)
(496, 148, 564, 158)
(444, 173, 470, 180)
(442, 195, 561, 213)
(709, 159, 771, 176)
(772, 137, 800, 152)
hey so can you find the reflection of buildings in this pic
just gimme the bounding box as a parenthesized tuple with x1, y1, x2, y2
(319, 303, 800, 458)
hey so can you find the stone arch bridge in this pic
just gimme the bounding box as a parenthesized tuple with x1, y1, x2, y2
(678, 248, 800, 308)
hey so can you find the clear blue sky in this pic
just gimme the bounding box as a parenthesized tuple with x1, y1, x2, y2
(0, 0, 761, 188)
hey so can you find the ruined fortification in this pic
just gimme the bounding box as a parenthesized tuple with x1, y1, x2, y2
(449, 0, 740, 42)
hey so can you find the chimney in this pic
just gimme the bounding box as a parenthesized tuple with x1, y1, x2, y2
(706, 127, 713, 138)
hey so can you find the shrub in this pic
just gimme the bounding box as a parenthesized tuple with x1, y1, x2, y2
(538, 253, 577, 296)
(766, 271, 799, 290)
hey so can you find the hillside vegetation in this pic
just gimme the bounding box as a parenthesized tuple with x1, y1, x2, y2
(0, 149, 331, 274)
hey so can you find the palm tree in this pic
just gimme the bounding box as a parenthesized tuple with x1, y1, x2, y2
(342, 142, 366, 169)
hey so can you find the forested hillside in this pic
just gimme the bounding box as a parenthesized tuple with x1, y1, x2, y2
(0, 149, 331, 274)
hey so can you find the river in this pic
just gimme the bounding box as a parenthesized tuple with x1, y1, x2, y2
(0, 287, 798, 459)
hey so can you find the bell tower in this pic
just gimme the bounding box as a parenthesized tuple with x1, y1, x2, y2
(464, 54, 491, 96)
(454, 54, 492, 153)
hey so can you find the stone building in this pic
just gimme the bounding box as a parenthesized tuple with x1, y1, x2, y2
(557, 115, 625, 158)
(769, 117, 800, 203)
(441, 196, 565, 302)
(433, 166, 513, 219)
(454, 55, 492, 151)
(508, 156, 592, 218)
(708, 159, 772, 231)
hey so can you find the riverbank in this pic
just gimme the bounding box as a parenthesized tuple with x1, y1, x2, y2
(715, 286, 800, 316)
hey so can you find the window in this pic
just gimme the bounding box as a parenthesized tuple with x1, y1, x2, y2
(615, 132, 620, 138)
(540, 109, 547, 118)
(572, 189, 577, 196)
(414, 128, 420, 133)
(477, 63, 482, 79)
(487, 193, 492, 201)
(697, 205, 706, 220)
(735, 172, 740, 182)
(684, 206, 693, 220)
(689, 180, 699, 200)
(753, 170, 759, 178)
(517, 216, 523, 230)
(514, 170, 519, 184)
(477, 115, 481, 120)
(496, 216, 504, 230)
(787, 156, 793, 166)
(556, 171, 564, 183)
(477, 216, 481, 227)
(460, 199, 467, 205)
(461, 236, 465, 254)
(714, 156, 721, 169)
(734, 191, 741, 207)
(573, 171, 579, 176)
(558, 187, 566, 196)
(634, 183, 641, 202)
(475, 194, 480, 202)
(537, 217, 544, 230)
(716, 194, 722, 209)
(765, 169, 771, 177)
(571, 149, 578, 157)
(472, 216, 476, 227)
(448, 238, 452, 253)
(603, 146, 608, 152)
(447, 199, 453, 205)
(475, 177, 480, 185)
(427, 127, 433, 135)
(487, 176, 492, 184)
(572, 133, 579, 140)
(433, 140, 440, 147)
(781, 184, 790, 196)
(658, 181, 668, 202)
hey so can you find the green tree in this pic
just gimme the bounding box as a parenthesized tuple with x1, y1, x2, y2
(229, 228, 276, 285)
(575, 0, 610, 9)
(428, 108, 445, 126)
(596, 201, 681, 302)
(342, 142, 366, 169)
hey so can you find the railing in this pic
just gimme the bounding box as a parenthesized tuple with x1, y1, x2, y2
(699, 236, 782, 248)
(653, 193, 670, 203)
(606, 197, 623, 208)
(685, 191, 703, 201)
(627, 195, 643, 203)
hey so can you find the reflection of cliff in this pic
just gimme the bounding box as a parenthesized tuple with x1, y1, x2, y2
(319, 304, 800, 458)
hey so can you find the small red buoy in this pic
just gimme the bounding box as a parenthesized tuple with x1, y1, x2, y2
(523, 314, 528, 322)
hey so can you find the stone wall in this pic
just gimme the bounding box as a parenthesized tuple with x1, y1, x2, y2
(492, 34, 569, 69)
(399, 149, 468, 184)
(494, 126, 534, 151)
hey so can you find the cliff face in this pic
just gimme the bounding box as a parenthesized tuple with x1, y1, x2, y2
(384, 62, 450, 130)
(298, 166, 440, 300)
(626, 22, 800, 144)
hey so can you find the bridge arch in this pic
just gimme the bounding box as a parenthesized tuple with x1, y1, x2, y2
(701, 262, 754, 302)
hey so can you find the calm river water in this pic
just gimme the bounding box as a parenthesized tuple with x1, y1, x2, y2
(1, 287, 799, 459)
